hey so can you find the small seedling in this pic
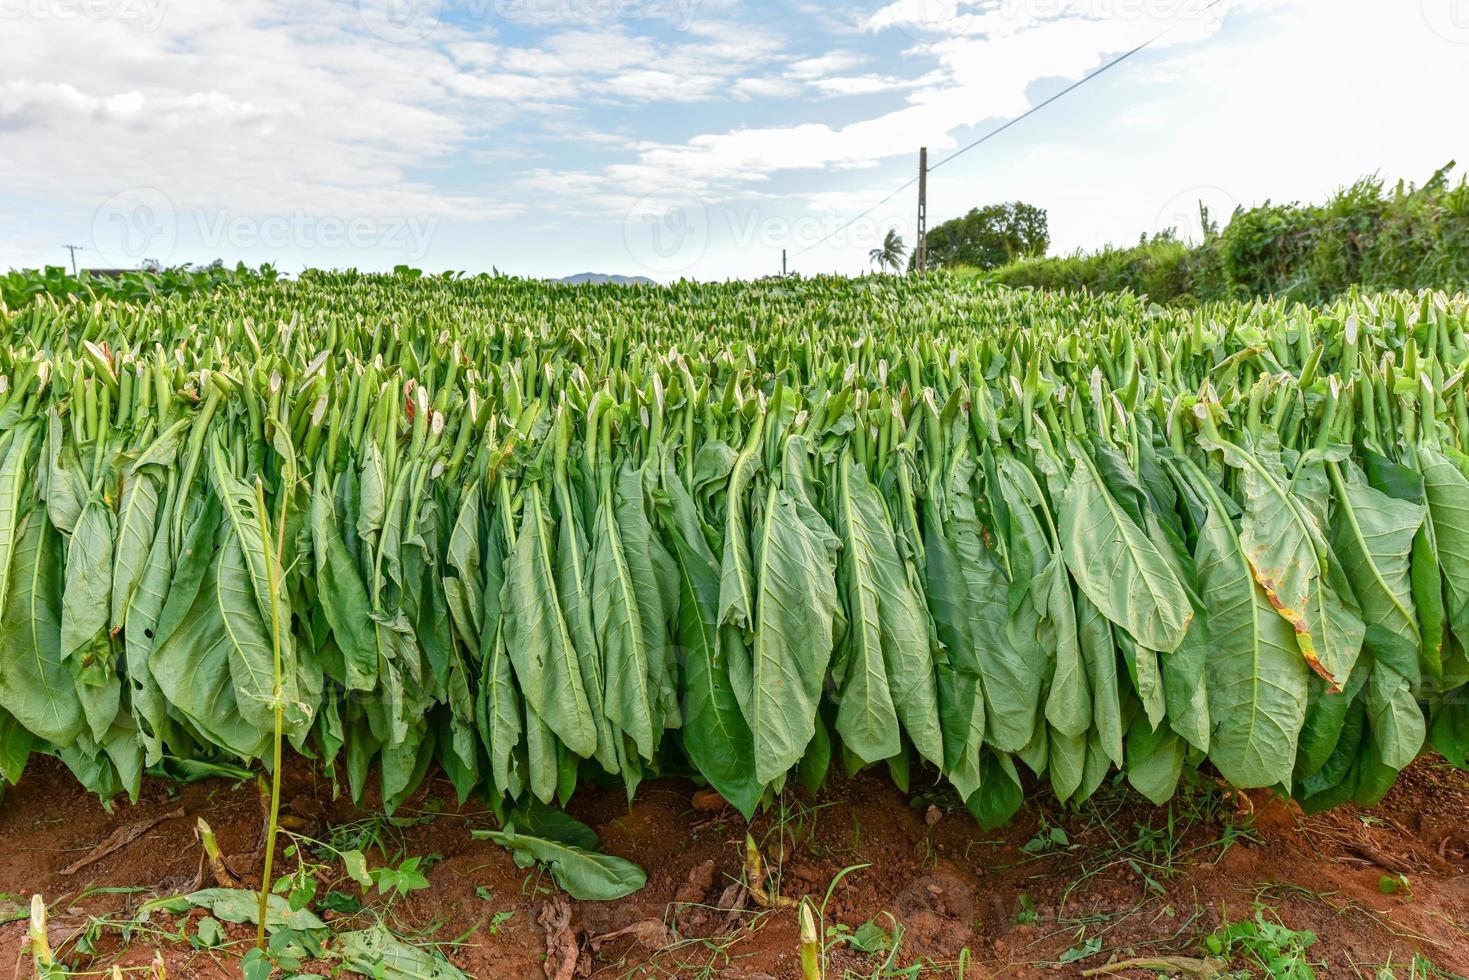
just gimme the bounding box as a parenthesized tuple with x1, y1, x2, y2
(1204, 908, 1318, 979)
(1377, 874, 1413, 900)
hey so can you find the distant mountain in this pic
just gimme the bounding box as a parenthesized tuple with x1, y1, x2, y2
(553, 272, 656, 286)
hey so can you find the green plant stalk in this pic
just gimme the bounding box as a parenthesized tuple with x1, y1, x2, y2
(255, 477, 286, 951)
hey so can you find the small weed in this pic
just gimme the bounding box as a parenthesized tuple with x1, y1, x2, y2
(1021, 820, 1071, 856)
(1372, 952, 1463, 979)
(1378, 874, 1414, 901)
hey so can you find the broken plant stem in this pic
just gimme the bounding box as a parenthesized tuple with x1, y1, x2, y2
(799, 897, 821, 980)
(744, 833, 796, 909)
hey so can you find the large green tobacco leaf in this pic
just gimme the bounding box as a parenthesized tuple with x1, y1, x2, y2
(1060, 451, 1191, 653)
(832, 456, 901, 766)
(1365, 658, 1425, 770)
(210, 443, 307, 735)
(1210, 439, 1355, 688)
(833, 454, 941, 766)
(478, 827, 646, 901)
(502, 484, 596, 758)
(182, 888, 326, 932)
(111, 469, 162, 631)
(43, 411, 84, 534)
(149, 495, 266, 760)
(1161, 618, 1210, 754)
(745, 446, 841, 784)
(123, 496, 174, 764)
(1126, 714, 1185, 805)
(311, 473, 378, 692)
(1075, 592, 1123, 767)
(656, 460, 761, 818)
(1419, 446, 1469, 630)
(0, 509, 85, 744)
(716, 414, 764, 641)
(985, 460, 1050, 752)
(919, 457, 988, 800)
(554, 481, 619, 775)
(1329, 461, 1423, 681)
(0, 424, 38, 627)
(213, 534, 282, 731)
(591, 467, 671, 763)
(476, 505, 524, 801)
(335, 926, 469, 980)
(59, 500, 113, 664)
(1190, 466, 1309, 788)
(0, 707, 32, 784)
(1042, 557, 1090, 740)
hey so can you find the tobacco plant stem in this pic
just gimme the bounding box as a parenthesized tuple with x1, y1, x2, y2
(256, 478, 286, 950)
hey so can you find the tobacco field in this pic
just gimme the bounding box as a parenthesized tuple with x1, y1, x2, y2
(2, 271, 1467, 847)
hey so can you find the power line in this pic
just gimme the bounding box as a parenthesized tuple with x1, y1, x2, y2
(793, 175, 918, 258)
(795, 0, 1225, 258)
(929, 0, 1223, 174)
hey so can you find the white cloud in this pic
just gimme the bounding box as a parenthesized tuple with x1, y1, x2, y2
(733, 76, 801, 98)
(0, 0, 794, 270)
(553, 5, 1223, 202)
(2, 0, 1465, 282)
(787, 51, 867, 78)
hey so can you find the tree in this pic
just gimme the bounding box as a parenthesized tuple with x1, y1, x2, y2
(918, 202, 1048, 270)
(869, 229, 907, 274)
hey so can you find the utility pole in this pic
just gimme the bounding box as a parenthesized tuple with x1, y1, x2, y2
(914, 147, 928, 274)
(781, 249, 787, 277)
(63, 244, 84, 276)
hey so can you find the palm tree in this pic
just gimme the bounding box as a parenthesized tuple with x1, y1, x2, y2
(869, 229, 907, 274)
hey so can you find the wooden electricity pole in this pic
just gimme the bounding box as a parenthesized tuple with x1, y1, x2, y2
(63, 244, 84, 276)
(782, 249, 787, 277)
(914, 147, 928, 273)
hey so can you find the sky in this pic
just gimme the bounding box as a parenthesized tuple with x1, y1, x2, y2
(1, 0, 1467, 281)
